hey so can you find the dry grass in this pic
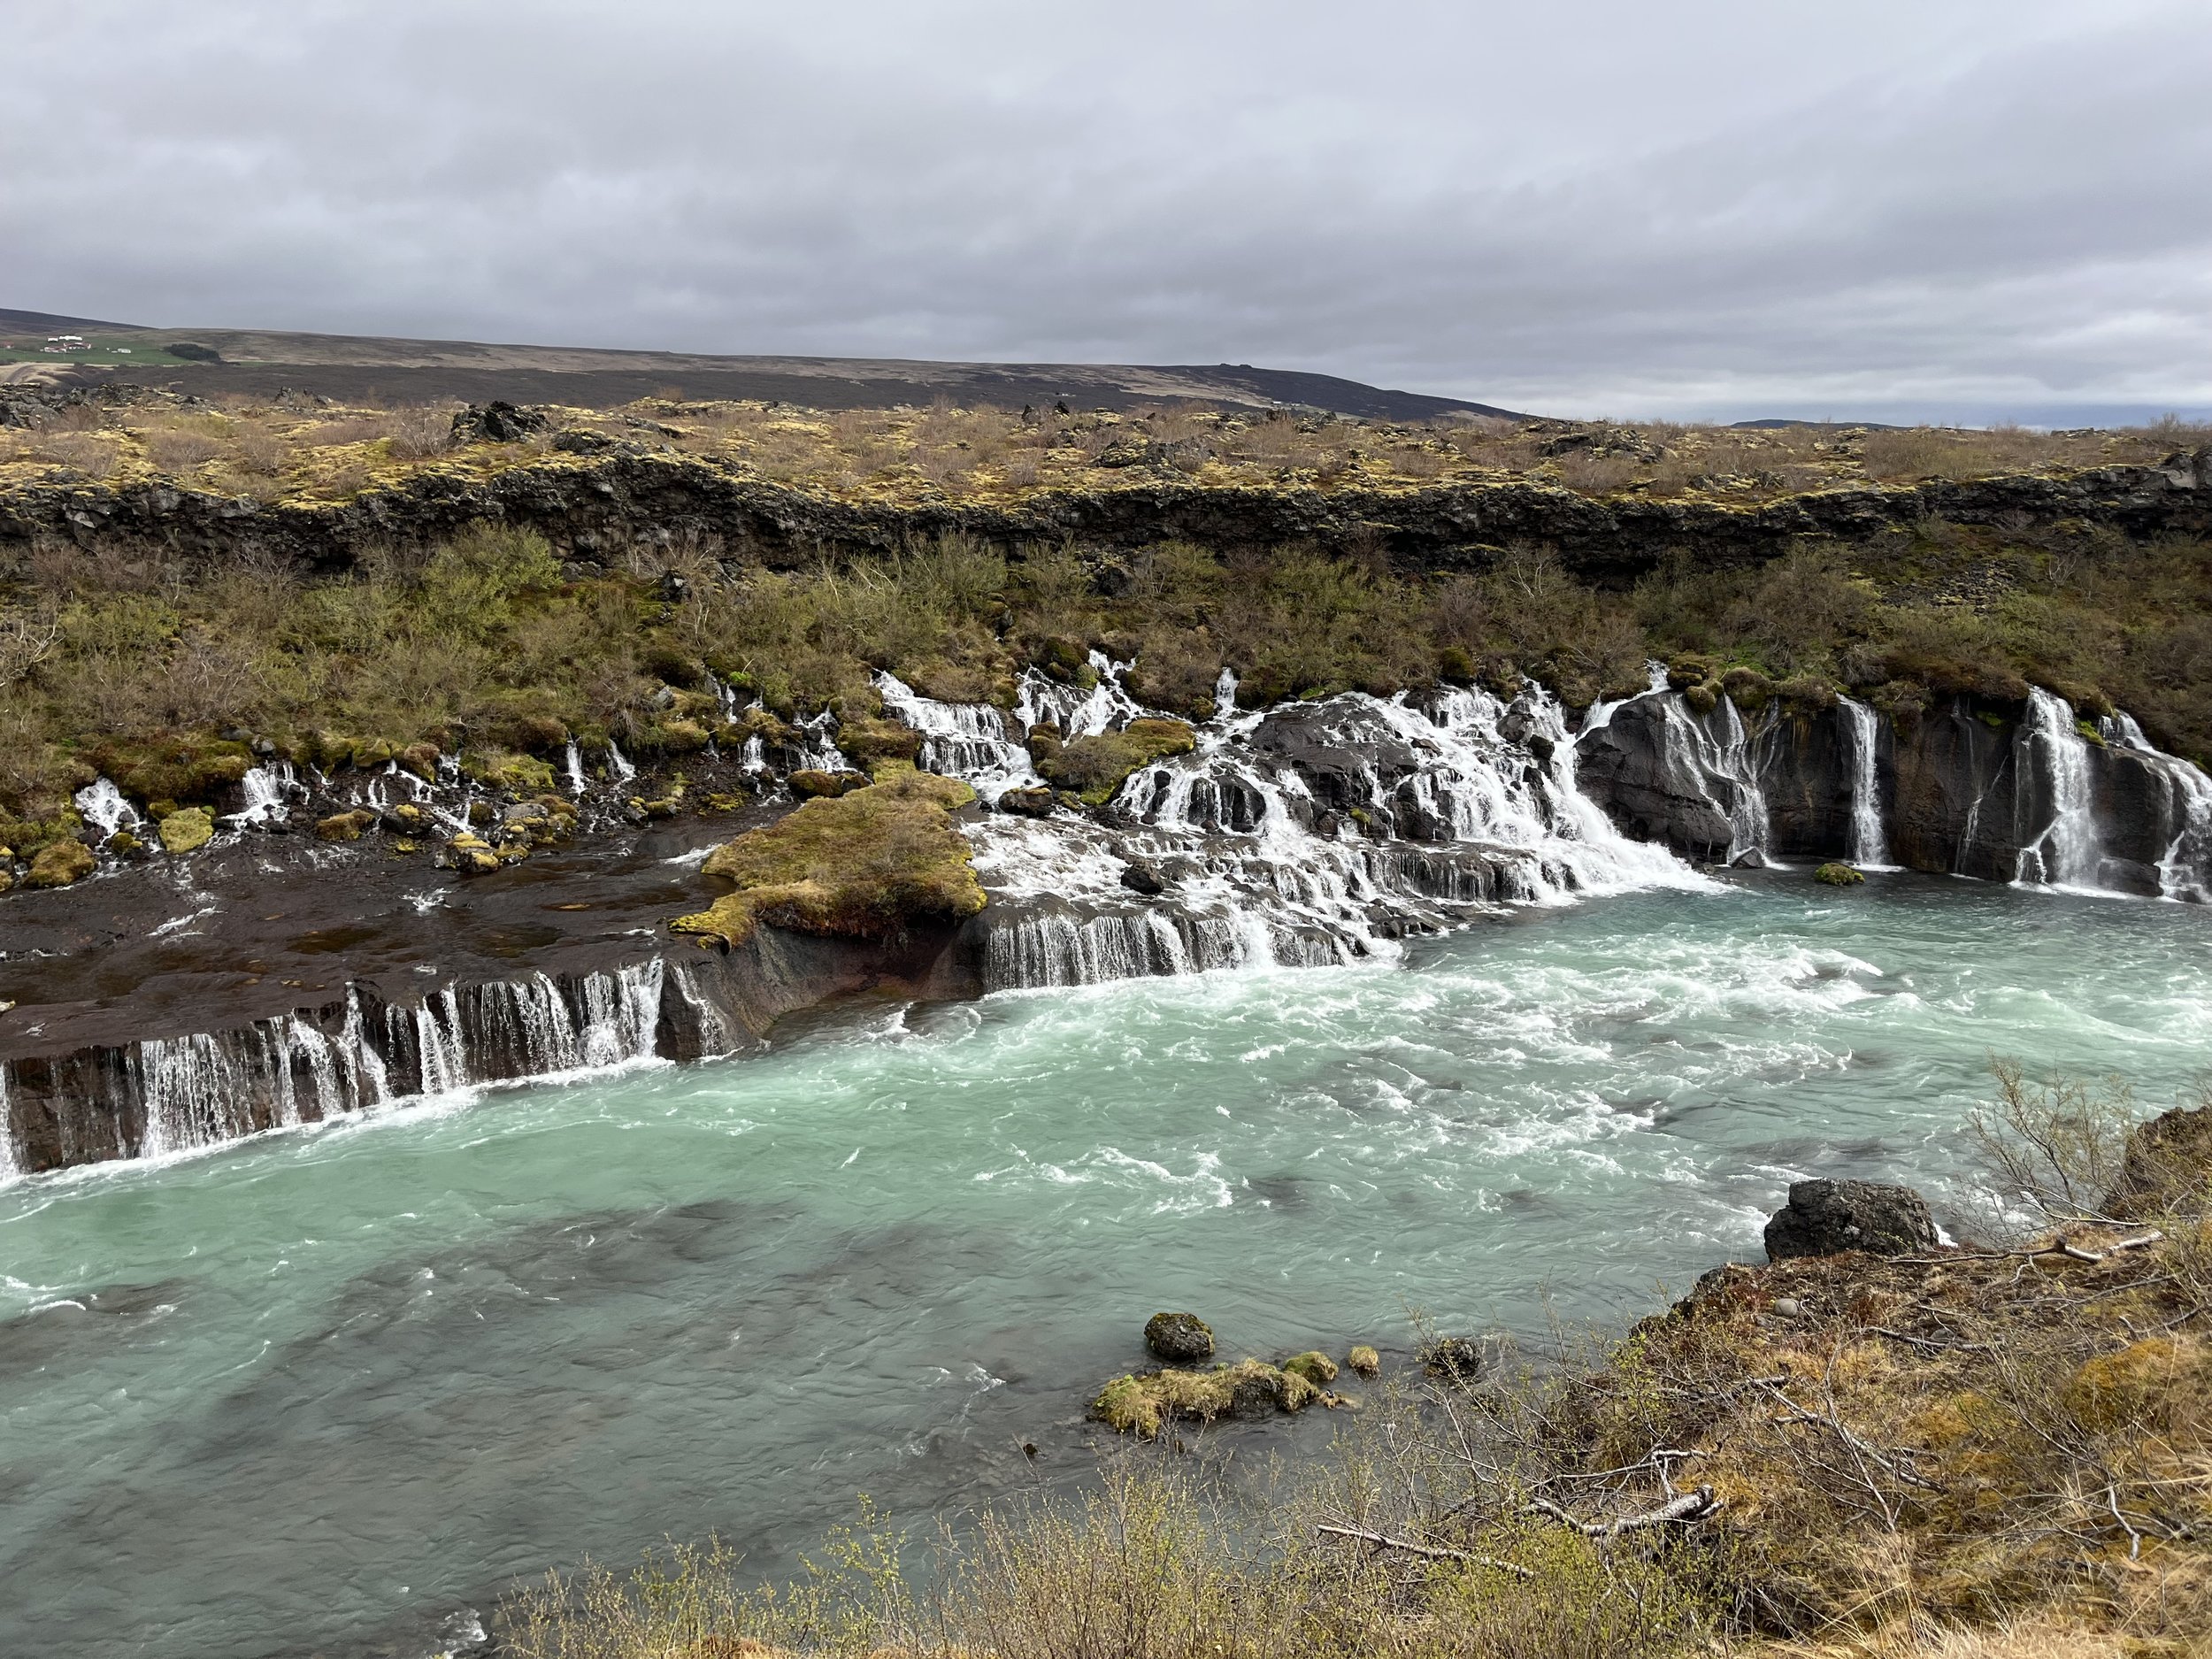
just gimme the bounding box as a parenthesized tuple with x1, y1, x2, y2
(7, 386, 2194, 511)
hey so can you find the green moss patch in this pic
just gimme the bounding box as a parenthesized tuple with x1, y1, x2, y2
(1091, 1357, 1340, 1439)
(672, 770, 983, 948)
(1815, 861, 1867, 887)
(157, 808, 214, 854)
(1039, 718, 1196, 806)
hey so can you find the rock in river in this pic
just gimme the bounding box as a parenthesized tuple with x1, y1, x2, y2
(1763, 1178, 1938, 1260)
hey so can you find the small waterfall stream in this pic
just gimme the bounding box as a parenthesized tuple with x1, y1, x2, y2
(73, 777, 143, 842)
(1839, 696, 1890, 868)
(12, 962, 677, 1170)
(2015, 687, 2104, 889)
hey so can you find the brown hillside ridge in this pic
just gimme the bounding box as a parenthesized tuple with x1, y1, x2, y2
(496, 1092, 2212, 1659)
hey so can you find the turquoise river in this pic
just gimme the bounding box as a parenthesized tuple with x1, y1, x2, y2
(4, 874, 2210, 1657)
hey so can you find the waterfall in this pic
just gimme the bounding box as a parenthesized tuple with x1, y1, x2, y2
(790, 711, 849, 773)
(1839, 697, 1890, 867)
(1214, 667, 1240, 720)
(3, 959, 681, 1176)
(2015, 688, 2103, 890)
(605, 739, 636, 783)
(565, 741, 588, 794)
(2102, 712, 2212, 902)
(1650, 693, 1773, 864)
(964, 667, 1709, 992)
(229, 761, 299, 828)
(873, 671, 1034, 793)
(73, 777, 142, 841)
(0, 1068, 19, 1183)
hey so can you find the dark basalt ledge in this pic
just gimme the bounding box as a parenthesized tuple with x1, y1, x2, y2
(1, 922, 977, 1176)
(4, 447, 2207, 578)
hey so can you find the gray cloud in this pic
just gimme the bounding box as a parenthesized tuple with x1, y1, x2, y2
(7, 0, 2208, 421)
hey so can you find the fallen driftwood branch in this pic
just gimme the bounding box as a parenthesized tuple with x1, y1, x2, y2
(1525, 1486, 1722, 1538)
(1893, 1230, 2163, 1268)
(1314, 1524, 1534, 1578)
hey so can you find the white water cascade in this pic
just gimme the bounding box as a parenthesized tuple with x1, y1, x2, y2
(1651, 692, 1773, 864)
(2103, 711, 2212, 902)
(2015, 688, 2104, 890)
(873, 672, 1033, 796)
(0, 1069, 19, 1183)
(13, 961, 679, 1168)
(228, 761, 301, 829)
(565, 741, 588, 794)
(1839, 697, 1891, 868)
(879, 657, 1710, 992)
(73, 777, 142, 842)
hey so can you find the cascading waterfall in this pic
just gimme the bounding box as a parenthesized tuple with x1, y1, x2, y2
(228, 760, 300, 829)
(565, 741, 588, 794)
(2103, 711, 2212, 902)
(1651, 691, 1773, 864)
(0, 1069, 20, 1183)
(873, 672, 1033, 795)
(2016, 688, 2103, 889)
(884, 657, 1709, 992)
(7, 961, 676, 1170)
(1839, 697, 1890, 868)
(605, 739, 637, 783)
(73, 777, 143, 842)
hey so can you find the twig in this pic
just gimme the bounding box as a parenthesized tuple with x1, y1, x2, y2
(2107, 1485, 2143, 1561)
(1525, 1486, 1722, 1538)
(1314, 1525, 1534, 1577)
(1865, 1325, 1994, 1355)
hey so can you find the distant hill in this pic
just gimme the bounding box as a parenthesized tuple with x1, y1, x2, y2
(0, 307, 1525, 420)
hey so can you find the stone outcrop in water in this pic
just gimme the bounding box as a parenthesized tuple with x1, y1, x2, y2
(1763, 1179, 1940, 1260)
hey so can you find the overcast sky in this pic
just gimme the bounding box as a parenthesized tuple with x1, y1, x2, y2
(8, 1, 2209, 423)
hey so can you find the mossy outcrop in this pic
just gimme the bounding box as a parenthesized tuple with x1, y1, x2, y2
(671, 771, 984, 949)
(157, 807, 214, 854)
(1039, 718, 1196, 806)
(1091, 1357, 1339, 1439)
(1143, 1310, 1215, 1363)
(27, 839, 94, 887)
(1814, 861, 1866, 886)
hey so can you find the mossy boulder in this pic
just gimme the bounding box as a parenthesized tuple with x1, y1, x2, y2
(1815, 862, 1866, 887)
(835, 714, 925, 772)
(464, 748, 558, 794)
(788, 768, 872, 799)
(2103, 1103, 2212, 1220)
(157, 807, 214, 854)
(671, 770, 984, 949)
(1143, 1310, 1215, 1363)
(1282, 1349, 1340, 1386)
(27, 839, 94, 887)
(1422, 1335, 1488, 1382)
(1347, 1344, 1381, 1378)
(315, 810, 376, 843)
(89, 737, 250, 810)
(1091, 1358, 1338, 1439)
(1039, 718, 1196, 806)
(997, 785, 1056, 818)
